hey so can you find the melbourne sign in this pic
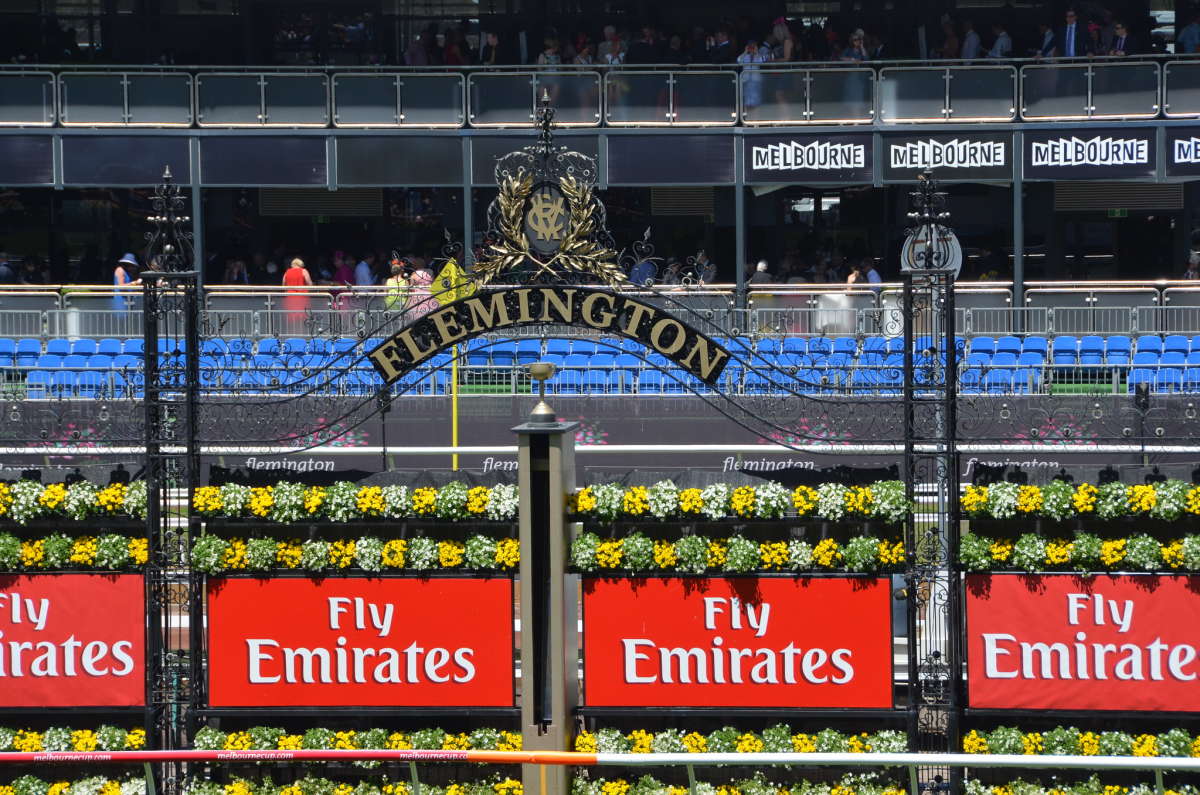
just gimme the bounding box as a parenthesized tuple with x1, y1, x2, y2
(1024, 129, 1156, 180)
(582, 577, 892, 708)
(207, 578, 513, 707)
(745, 134, 873, 183)
(881, 133, 1012, 182)
(368, 286, 731, 386)
(967, 574, 1200, 711)
(1166, 129, 1200, 177)
(0, 575, 144, 707)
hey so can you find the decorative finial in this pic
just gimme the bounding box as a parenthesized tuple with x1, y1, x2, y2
(535, 89, 555, 148)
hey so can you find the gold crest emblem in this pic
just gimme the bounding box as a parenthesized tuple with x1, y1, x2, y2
(525, 188, 566, 243)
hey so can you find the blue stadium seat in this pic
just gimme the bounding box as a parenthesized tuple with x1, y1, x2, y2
(76, 371, 103, 399)
(70, 339, 97, 356)
(832, 337, 857, 355)
(113, 354, 139, 371)
(543, 353, 565, 368)
(49, 371, 74, 397)
(966, 352, 991, 367)
(26, 371, 50, 398)
(782, 337, 807, 355)
(1161, 351, 1186, 367)
(1022, 336, 1048, 356)
(969, 336, 995, 356)
(545, 339, 571, 357)
(516, 339, 542, 365)
(37, 354, 62, 370)
(489, 342, 517, 366)
(282, 339, 307, 356)
(1078, 335, 1105, 366)
(960, 368, 983, 394)
(992, 352, 1018, 368)
(123, 339, 144, 356)
(1105, 336, 1131, 366)
(258, 339, 280, 356)
(807, 337, 833, 357)
(63, 354, 88, 369)
(1128, 367, 1156, 392)
(984, 370, 1013, 393)
(1133, 351, 1160, 366)
(90, 355, 112, 370)
(229, 338, 255, 355)
(1051, 336, 1078, 366)
(584, 370, 608, 393)
(638, 370, 663, 393)
(572, 340, 597, 356)
(995, 335, 1022, 356)
(757, 338, 782, 356)
(1017, 351, 1044, 366)
(1136, 335, 1163, 355)
(1188, 351, 1200, 366)
(45, 339, 69, 357)
(591, 354, 615, 369)
(0, 339, 17, 359)
(1156, 368, 1184, 393)
(1164, 335, 1190, 355)
(15, 339, 39, 364)
(201, 339, 227, 355)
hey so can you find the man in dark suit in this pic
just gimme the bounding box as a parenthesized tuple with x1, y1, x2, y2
(1055, 7, 1087, 57)
(1109, 20, 1136, 55)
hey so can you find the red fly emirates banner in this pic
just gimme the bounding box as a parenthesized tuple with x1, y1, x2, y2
(967, 574, 1200, 711)
(0, 574, 144, 707)
(583, 577, 892, 708)
(207, 578, 513, 707)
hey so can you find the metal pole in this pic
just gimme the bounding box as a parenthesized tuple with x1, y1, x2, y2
(734, 142, 746, 309)
(1012, 131, 1024, 329)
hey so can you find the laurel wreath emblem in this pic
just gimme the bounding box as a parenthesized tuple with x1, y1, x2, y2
(475, 168, 624, 287)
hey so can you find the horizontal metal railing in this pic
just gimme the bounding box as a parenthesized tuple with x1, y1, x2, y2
(0, 55, 1197, 129)
(1, 359, 1187, 400)
(5, 281, 1200, 337)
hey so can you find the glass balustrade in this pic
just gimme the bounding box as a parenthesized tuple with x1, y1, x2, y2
(807, 68, 873, 123)
(263, 74, 329, 126)
(1021, 64, 1090, 120)
(1090, 61, 1159, 119)
(0, 72, 55, 126)
(0, 60, 1186, 129)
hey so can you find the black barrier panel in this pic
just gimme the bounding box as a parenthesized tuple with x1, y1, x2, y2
(201, 136, 326, 185)
(1024, 127, 1156, 181)
(0, 136, 53, 185)
(337, 136, 463, 186)
(881, 131, 1012, 182)
(62, 135, 191, 185)
(744, 132, 873, 184)
(608, 135, 734, 185)
(1167, 128, 1200, 178)
(472, 135, 599, 185)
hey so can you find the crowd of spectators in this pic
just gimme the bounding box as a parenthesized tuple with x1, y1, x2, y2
(405, 6, 1173, 69)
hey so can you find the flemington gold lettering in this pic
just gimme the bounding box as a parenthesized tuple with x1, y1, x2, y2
(368, 287, 730, 386)
(368, 341, 408, 382)
(429, 307, 467, 346)
(621, 303, 656, 338)
(393, 328, 437, 365)
(581, 292, 617, 327)
(680, 337, 730, 381)
(514, 289, 535, 323)
(463, 293, 512, 333)
(649, 318, 687, 356)
(539, 288, 576, 324)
